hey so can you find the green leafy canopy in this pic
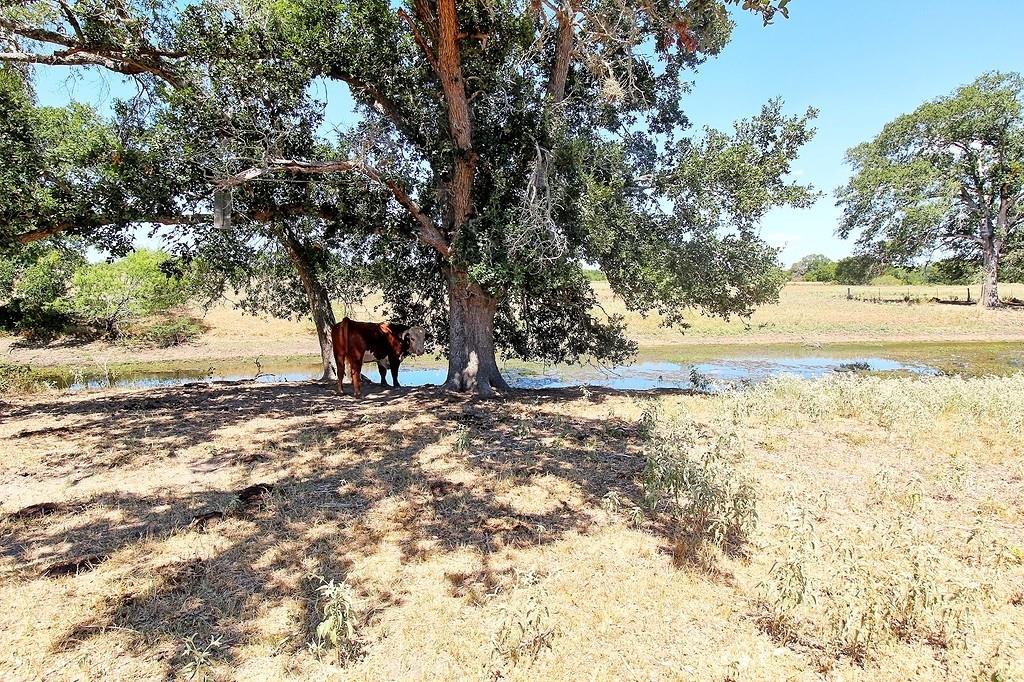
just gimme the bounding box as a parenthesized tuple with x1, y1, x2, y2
(837, 71, 1024, 267)
(2, 0, 816, 367)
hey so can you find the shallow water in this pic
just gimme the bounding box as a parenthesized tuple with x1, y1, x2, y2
(509, 356, 936, 391)
(47, 351, 949, 393)
(35, 340, 1022, 394)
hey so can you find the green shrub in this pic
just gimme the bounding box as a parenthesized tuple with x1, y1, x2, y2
(640, 405, 757, 563)
(8, 249, 83, 340)
(0, 361, 57, 395)
(122, 315, 203, 347)
(869, 273, 903, 286)
(0, 361, 33, 395)
(68, 250, 192, 338)
(2, 248, 198, 343)
(889, 266, 928, 285)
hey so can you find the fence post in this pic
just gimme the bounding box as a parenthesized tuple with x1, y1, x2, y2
(967, 287, 971, 303)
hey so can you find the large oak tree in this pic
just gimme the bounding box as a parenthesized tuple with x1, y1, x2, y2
(837, 72, 1024, 309)
(2, 0, 816, 394)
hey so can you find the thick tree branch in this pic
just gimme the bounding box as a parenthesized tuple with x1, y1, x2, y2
(0, 49, 183, 87)
(57, 1, 86, 43)
(435, 0, 477, 230)
(397, 9, 440, 74)
(1, 18, 78, 50)
(960, 186, 982, 213)
(1004, 189, 1023, 220)
(412, 0, 439, 43)
(0, 17, 185, 59)
(9, 214, 207, 246)
(8, 199, 405, 247)
(435, 0, 472, 154)
(219, 159, 451, 258)
(0, 17, 185, 87)
(548, 3, 574, 104)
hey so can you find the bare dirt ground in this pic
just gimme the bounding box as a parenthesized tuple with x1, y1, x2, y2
(2, 376, 1021, 680)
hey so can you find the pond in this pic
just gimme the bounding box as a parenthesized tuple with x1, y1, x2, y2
(41, 341, 1023, 393)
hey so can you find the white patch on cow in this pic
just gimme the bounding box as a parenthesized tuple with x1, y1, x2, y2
(363, 350, 390, 368)
(402, 326, 426, 355)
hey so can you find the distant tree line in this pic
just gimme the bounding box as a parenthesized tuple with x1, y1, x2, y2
(786, 252, 1012, 286)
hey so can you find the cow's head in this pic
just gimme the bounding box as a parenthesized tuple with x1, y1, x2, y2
(401, 326, 426, 356)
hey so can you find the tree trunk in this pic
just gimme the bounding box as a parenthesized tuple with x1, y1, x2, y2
(980, 218, 1000, 309)
(444, 269, 509, 396)
(434, 0, 504, 396)
(981, 238, 1000, 309)
(275, 227, 338, 380)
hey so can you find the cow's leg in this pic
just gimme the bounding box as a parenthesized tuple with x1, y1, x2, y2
(331, 322, 346, 396)
(335, 355, 345, 396)
(350, 355, 364, 398)
(391, 357, 401, 387)
(378, 362, 389, 387)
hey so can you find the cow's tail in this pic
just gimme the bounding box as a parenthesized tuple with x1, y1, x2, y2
(332, 317, 350, 393)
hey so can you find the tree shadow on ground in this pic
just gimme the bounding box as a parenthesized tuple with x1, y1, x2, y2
(0, 381, 691, 676)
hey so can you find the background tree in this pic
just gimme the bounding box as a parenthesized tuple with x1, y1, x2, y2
(1001, 250, 1024, 285)
(0, 23, 372, 378)
(837, 72, 1024, 308)
(834, 254, 876, 285)
(0, 64, 170, 252)
(804, 258, 836, 283)
(0, 243, 84, 339)
(788, 253, 832, 281)
(66, 249, 191, 337)
(3, 0, 814, 394)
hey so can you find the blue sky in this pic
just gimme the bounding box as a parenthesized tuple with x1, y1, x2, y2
(32, 0, 1024, 265)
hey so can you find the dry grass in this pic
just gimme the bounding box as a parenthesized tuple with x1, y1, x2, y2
(2, 374, 1021, 680)
(3, 282, 1023, 368)
(606, 281, 1024, 346)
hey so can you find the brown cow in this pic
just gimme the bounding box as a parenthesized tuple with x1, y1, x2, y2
(331, 317, 426, 397)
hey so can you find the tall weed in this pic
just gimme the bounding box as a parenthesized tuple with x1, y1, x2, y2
(640, 404, 757, 563)
(309, 576, 360, 662)
(761, 514, 994, 668)
(490, 594, 557, 669)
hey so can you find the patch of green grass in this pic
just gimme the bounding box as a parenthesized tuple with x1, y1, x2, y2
(0, 361, 76, 395)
